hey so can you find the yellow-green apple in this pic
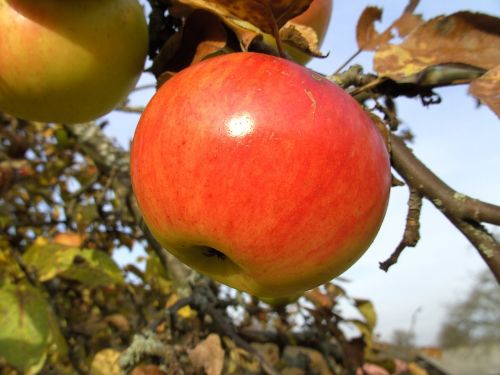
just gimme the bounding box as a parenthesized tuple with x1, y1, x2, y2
(0, 0, 148, 124)
(131, 52, 390, 299)
(263, 0, 333, 65)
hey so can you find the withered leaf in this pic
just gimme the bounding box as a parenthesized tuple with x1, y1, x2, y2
(369, 113, 390, 152)
(280, 22, 327, 58)
(304, 288, 334, 310)
(392, 11, 424, 38)
(250, 343, 280, 366)
(188, 334, 225, 375)
(393, 0, 422, 38)
(356, 1, 423, 51)
(469, 65, 500, 118)
(175, 0, 313, 35)
(104, 314, 131, 333)
(151, 10, 227, 81)
(354, 299, 377, 332)
(356, 7, 393, 51)
(374, 12, 500, 80)
(282, 346, 331, 375)
(53, 232, 84, 247)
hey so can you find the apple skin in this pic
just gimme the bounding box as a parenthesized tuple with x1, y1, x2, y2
(0, 0, 148, 124)
(263, 0, 333, 65)
(131, 52, 391, 299)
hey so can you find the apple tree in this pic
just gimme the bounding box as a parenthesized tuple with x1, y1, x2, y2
(0, 0, 499, 374)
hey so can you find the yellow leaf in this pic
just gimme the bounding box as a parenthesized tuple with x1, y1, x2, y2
(90, 348, 121, 375)
(177, 305, 196, 319)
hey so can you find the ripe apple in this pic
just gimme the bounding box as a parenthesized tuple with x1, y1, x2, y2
(0, 0, 148, 124)
(131, 52, 390, 299)
(263, 0, 333, 65)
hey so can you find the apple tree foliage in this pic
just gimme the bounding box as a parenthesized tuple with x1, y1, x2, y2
(1, 0, 499, 374)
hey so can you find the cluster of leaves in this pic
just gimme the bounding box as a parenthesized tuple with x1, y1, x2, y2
(147, 0, 327, 85)
(353, 1, 499, 114)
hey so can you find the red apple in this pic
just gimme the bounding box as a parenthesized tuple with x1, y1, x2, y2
(131, 52, 390, 299)
(0, 0, 148, 124)
(263, 0, 333, 65)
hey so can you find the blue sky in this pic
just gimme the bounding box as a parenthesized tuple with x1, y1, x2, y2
(108, 0, 500, 345)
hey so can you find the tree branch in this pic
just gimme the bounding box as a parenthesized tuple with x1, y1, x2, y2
(390, 133, 500, 283)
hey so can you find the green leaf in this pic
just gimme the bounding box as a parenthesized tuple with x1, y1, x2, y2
(0, 204, 12, 229)
(60, 249, 124, 288)
(145, 252, 172, 293)
(23, 239, 124, 288)
(47, 306, 68, 359)
(23, 242, 80, 282)
(348, 319, 374, 350)
(0, 282, 50, 373)
(75, 203, 99, 224)
(355, 299, 377, 332)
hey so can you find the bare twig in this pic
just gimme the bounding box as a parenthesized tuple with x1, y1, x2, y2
(114, 104, 145, 114)
(390, 133, 500, 282)
(333, 49, 363, 75)
(380, 188, 423, 271)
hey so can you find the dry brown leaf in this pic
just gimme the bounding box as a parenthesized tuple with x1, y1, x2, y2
(251, 343, 280, 366)
(304, 289, 333, 310)
(151, 10, 227, 79)
(356, 1, 423, 51)
(53, 232, 84, 247)
(188, 334, 225, 375)
(356, 7, 392, 51)
(175, 0, 313, 35)
(392, 11, 424, 38)
(469, 65, 500, 117)
(280, 22, 326, 58)
(374, 12, 500, 80)
(369, 113, 391, 153)
(393, 0, 422, 37)
(104, 313, 131, 332)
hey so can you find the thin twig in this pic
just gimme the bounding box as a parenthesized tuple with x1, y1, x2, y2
(380, 187, 423, 271)
(205, 303, 280, 375)
(114, 105, 145, 114)
(333, 49, 362, 75)
(390, 133, 500, 282)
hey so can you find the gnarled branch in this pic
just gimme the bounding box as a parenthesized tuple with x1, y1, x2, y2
(389, 133, 500, 283)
